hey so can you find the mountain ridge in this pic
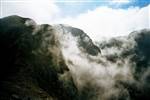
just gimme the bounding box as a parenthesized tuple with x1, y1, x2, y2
(0, 15, 150, 100)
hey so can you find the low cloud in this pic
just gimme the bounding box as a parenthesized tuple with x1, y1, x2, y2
(56, 26, 150, 100)
(57, 5, 150, 41)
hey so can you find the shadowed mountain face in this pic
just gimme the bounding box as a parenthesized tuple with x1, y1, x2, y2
(0, 16, 150, 100)
(0, 15, 100, 100)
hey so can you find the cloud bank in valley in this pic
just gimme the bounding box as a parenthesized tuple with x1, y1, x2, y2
(53, 24, 150, 100)
(0, 0, 150, 100)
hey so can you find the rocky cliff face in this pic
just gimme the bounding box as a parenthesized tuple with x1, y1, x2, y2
(0, 15, 150, 100)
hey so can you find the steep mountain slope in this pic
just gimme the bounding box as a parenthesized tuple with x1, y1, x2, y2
(0, 15, 100, 100)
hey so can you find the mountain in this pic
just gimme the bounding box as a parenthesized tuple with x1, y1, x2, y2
(0, 15, 150, 100)
(0, 15, 77, 100)
(0, 15, 100, 100)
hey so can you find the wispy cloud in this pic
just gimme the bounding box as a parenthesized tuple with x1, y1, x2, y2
(110, 0, 131, 4)
(108, 0, 133, 8)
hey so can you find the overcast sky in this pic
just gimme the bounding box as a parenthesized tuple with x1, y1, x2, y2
(0, 0, 150, 40)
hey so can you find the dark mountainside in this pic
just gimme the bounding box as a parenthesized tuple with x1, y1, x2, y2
(0, 15, 150, 100)
(0, 16, 77, 100)
(0, 15, 100, 100)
